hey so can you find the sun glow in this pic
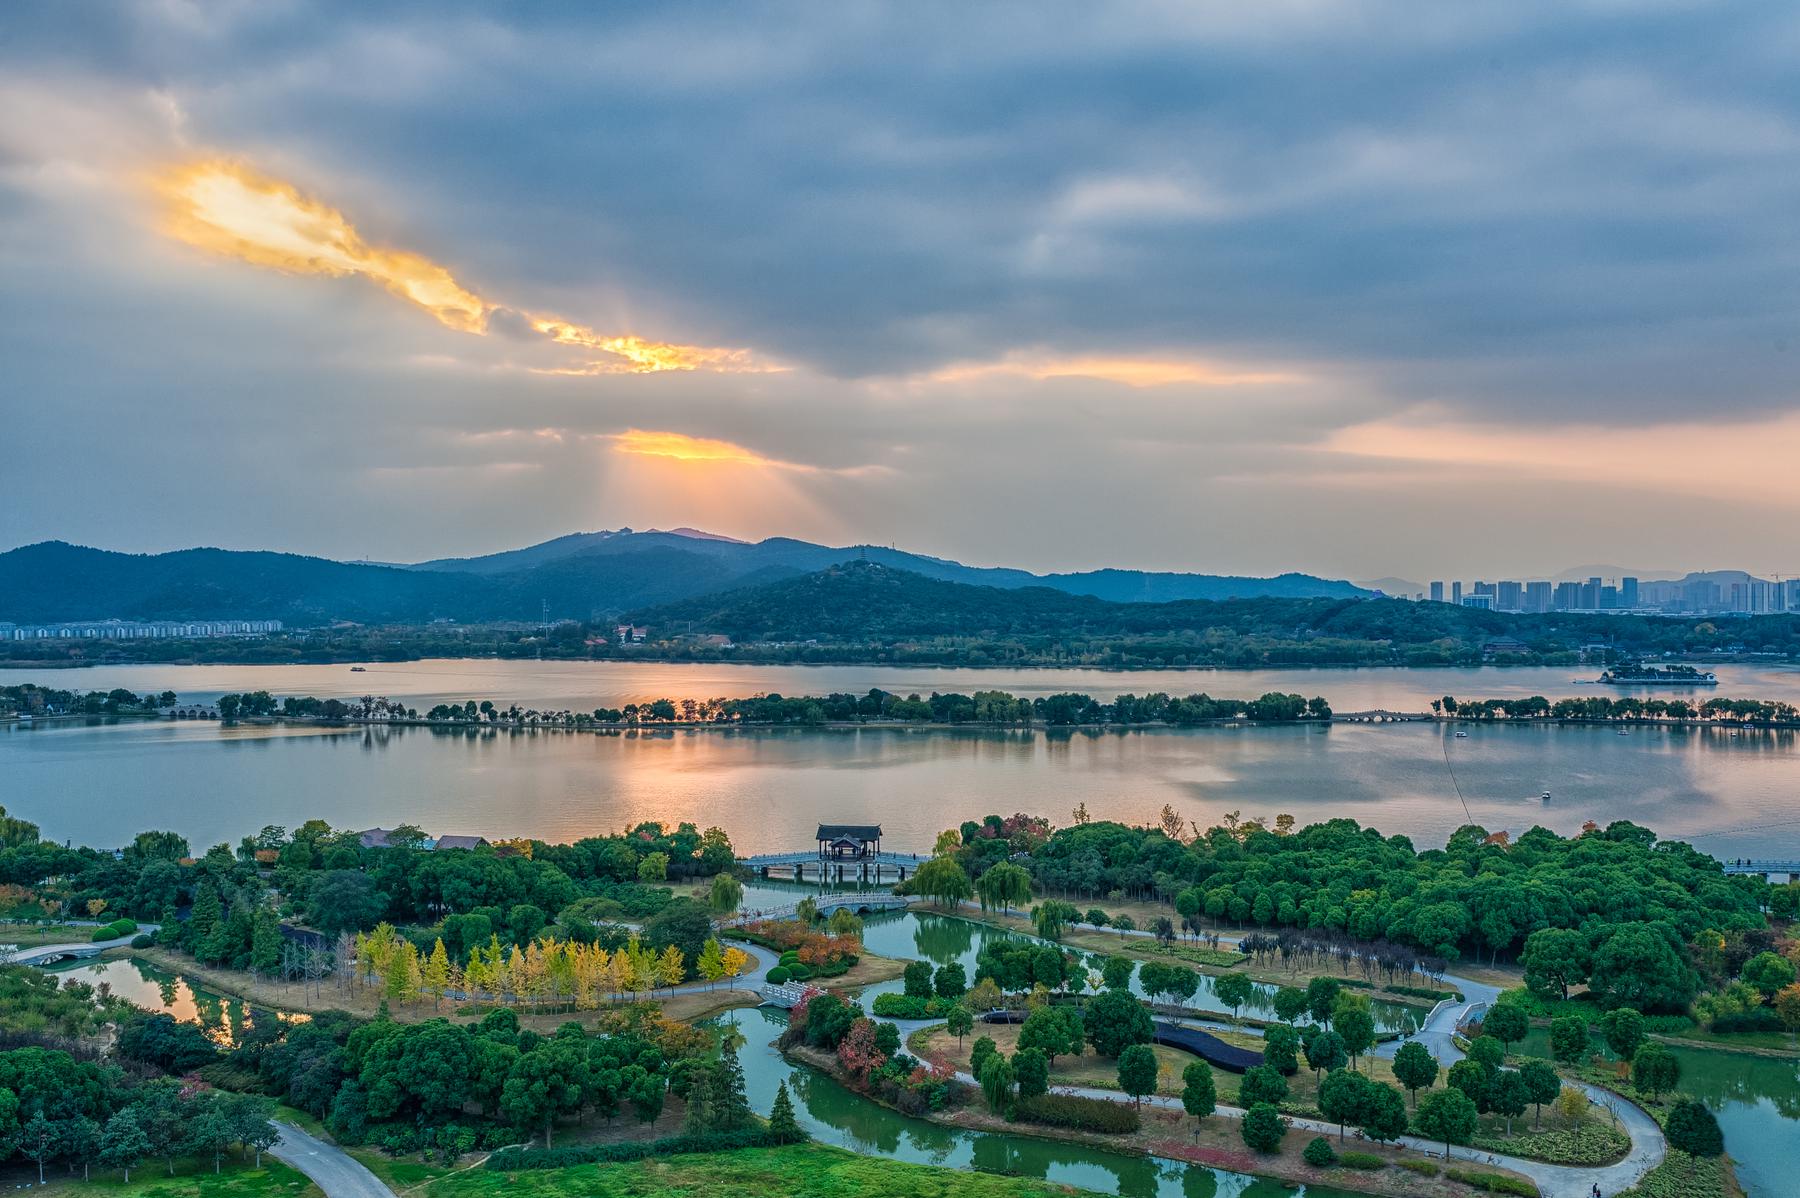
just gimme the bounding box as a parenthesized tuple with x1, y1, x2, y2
(157, 160, 760, 373)
(611, 429, 794, 469)
(929, 350, 1303, 388)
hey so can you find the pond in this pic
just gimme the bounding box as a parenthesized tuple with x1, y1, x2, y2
(48, 956, 294, 1047)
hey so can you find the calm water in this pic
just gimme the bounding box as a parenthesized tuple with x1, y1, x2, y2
(6, 713, 1800, 855)
(9, 658, 1800, 712)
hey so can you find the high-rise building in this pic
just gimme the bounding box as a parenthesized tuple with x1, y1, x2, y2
(1525, 581, 1553, 612)
(1600, 585, 1618, 608)
(1554, 581, 1582, 610)
(1430, 581, 1445, 603)
(1497, 580, 1523, 611)
(1582, 577, 1602, 609)
(1452, 581, 1463, 605)
(1460, 594, 1495, 610)
(1621, 577, 1639, 608)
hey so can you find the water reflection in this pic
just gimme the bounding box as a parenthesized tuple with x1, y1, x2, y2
(49, 957, 301, 1047)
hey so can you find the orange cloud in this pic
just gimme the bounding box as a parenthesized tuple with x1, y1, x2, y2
(929, 350, 1303, 388)
(157, 160, 760, 373)
(610, 429, 807, 470)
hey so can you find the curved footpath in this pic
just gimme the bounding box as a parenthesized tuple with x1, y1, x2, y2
(895, 906, 1664, 1198)
(269, 1122, 393, 1198)
(5, 922, 161, 966)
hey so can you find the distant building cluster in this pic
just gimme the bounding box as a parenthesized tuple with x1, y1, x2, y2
(0, 618, 283, 641)
(1419, 575, 1800, 615)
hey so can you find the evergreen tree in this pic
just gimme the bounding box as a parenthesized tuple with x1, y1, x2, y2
(251, 906, 282, 976)
(98, 1109, 150, 1183)
(188, 884, 222, 951)
(767, 1081, 803, 1144)
(712, 1042, 752, 1130)
(683, 1067, 715, 1133)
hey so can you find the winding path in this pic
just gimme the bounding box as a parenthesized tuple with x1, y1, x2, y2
(268, 1122, 393, 1198)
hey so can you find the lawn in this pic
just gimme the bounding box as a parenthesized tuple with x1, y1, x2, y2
(914, 1022, 1201, 1096)
(0, 920, 96, 948)
(28, 1158, 321, 1198)
(422, 1144, 1108, 1198)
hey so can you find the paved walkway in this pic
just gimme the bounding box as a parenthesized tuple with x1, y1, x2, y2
(269, 1122, 393, 1198)
(5, 922, 161, 965)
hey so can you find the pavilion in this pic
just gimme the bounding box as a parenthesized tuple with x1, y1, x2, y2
(816, 823, 882, 860)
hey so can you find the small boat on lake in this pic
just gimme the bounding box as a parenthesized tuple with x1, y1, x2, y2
(350, 666, 367, 672)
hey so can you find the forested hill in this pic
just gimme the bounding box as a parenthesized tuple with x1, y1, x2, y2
(627, 560, 1800, 664)
(0, 533, 1364, 625)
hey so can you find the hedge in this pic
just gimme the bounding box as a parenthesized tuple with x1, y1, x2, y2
(91, 918, 139, 942)
(1012, 1093, 1140, 1134)
(1397, 1159, 1439, 1177)
(1443, 1168, 1538, 1196)
(1338, 1151, 1386, 1170)
(871, 994, 952, 1019)
(486, 1129, 789, 1170)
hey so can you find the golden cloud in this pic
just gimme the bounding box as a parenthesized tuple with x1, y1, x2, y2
(929, 350, 1303, 388)
(611, 429, 801, 470)
(157, 160, 760, 373)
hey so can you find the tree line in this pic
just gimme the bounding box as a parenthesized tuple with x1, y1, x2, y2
(1436, 694, 1800, 724)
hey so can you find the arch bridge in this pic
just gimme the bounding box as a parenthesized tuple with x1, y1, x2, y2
(727, 890, 910, 927)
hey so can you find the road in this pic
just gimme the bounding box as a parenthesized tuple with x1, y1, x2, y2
(269, 1122, 393, 1198)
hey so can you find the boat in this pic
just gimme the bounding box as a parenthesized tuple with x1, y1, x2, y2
(1540, 791, 1552, 802)
(1454, 731, 1469, 738)
(350, 666, 367, 672)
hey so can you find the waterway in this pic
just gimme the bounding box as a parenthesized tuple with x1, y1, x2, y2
(6, 710, 1800, 857)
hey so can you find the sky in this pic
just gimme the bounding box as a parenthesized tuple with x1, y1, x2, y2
(5, 1, 1800, 584)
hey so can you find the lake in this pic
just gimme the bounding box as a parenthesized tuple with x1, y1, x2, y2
(6, 660, 1800, 854)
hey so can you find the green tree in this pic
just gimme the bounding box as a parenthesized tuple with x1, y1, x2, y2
(1101, 956, 1135, 991)
(1181, 1061, 1216, 1125)
(1031, 900, 1080, 941)
(501, 1041, 590, 1148)
(708, 873, 743, 915)
(1240, 1102, 1287, 1154)
(1084, 989, 1153, 1058)
(767, 1081, 803, 1144)
(1305, 977, 1341, 1026)
(1272, 986, 1309, 1024)
(1262, 1024, 1301, 1076)
(1664, 1100, 1723, 1157)
(1361, 1082, 1409, 1143)
(912, 857, 973, 909)
(1415, 1088, 1479, 1159)
(1489, 1068, 1529, 1135)
(1447, 1059, 1493, 1112)
(1549, 1015, 1589, 1064)
(1018, 1005, 1081, 1064)
(1333, 1006, 1374, 1069)
(1522, 928, 1590, 1000)
(97, 1109, 150, 1183)
(1589, 925, 1699, 1012)
(1632, 1043, 1681, 1100)
(1117, 1044, 1159, 1106)
(1239, 1064, 1288, 1108)
(1392, 1040, 1439, 1106)
(250, 906, 282, 976)
(1318, 1068, 1369, 1141)
(970, 1036, 998, 1080)
(1303, 1136, 1336, 1166)
(1214, 972, 1254, 1022)
(1304, 1029, 1346, 1077)
(306, 871, 386, 936)
(1482, 1003, 1529, 1049)
(637, 852, 669, 882)
(935, 963, 968, 998)
(975, 862, 1033, 914)
(903, 959, 936, 1000)
(1013, 1047, 1049, 1099)
(979, 1052, 1015, 1114)
(1519, 1060, 1561, 1128)
(1743, 951, 1797, 998)
(946, 1004, 975, 1047)
(1601, 1007, 1646, 1061)
(1467, 1035, 1506, 1071)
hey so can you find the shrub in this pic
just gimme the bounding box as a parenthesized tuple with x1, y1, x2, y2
(1397, 1159, 1440, 1177)
(1472, 1124, 1629, 1166)
(1338, 1151, 1386, 1170)
(1444, 1168, 1538, 1196)
(130, 933, 155, 949)
(1385, 984, 1462, 1002)
(1302, 1136, 1336, 1166)
(871, 993, 951, 1019)
(1013, 1092, 1140, 1134)
(766, 967, 791, 986)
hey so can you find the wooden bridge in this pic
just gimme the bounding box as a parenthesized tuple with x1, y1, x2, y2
(1335, 710, 1432, 724)
(1722, 860, 1800, 882)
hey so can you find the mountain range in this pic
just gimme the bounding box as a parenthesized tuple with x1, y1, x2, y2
(0, 529, 1369, 626)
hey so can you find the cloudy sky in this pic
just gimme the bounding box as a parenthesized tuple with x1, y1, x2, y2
(5, 1, 1800, 583)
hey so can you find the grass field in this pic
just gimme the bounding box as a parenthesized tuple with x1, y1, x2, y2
(19, 1157, 321, 1198)
(422, 1144, 1108, 1198)
(0, 920, 97, 949)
